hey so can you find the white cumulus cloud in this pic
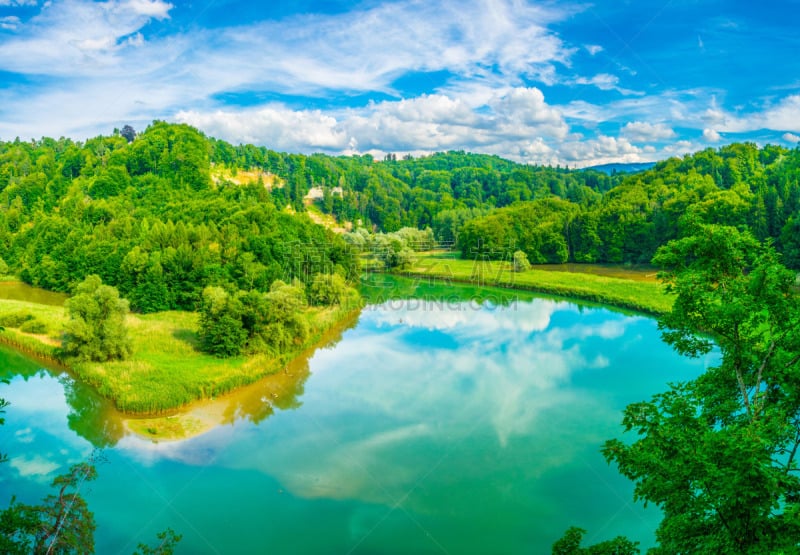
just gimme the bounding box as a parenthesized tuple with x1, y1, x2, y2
(622, 121, 676, 142)
(0, 15, 20, 29)
(178, 87, 574, 163)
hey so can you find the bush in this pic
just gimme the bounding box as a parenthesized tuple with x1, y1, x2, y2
(513, 250, 531, 272)
(0, 312, 34, 328)
(198, 286, 247, 357)
(309, 273, 349, 306)
(20, 319, 48, 334)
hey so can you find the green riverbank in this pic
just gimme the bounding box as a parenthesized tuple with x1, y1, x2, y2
(393, 252, 673, 315)
(0, 295, 359, 415)
(0, 258, 671, 416)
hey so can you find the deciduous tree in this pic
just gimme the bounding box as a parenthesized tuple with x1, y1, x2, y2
(602, 225, 800, 553)
(198, 286, 247, 357)
(62, 275, 132, 362)
(120, 125, 136, 143)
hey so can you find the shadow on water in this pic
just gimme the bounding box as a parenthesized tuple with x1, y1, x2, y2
(207, 309, 362, 430)
(0, 346, 125, 448)
(61, 376, 126, 448)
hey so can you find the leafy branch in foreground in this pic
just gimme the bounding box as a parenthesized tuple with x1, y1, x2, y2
(556, 225, 800, 553)
(605, 226, 800, 553)
(1, 461, 97, 554)
(133, 528, 182, 555)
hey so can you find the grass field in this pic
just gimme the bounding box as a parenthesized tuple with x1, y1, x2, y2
(0, 297, 358, 414)
(395, 252, 673, 315)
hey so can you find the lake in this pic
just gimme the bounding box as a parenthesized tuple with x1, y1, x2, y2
(0, 280, 711, 553)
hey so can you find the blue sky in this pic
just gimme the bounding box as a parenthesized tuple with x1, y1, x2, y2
(1, 0, 799, 166)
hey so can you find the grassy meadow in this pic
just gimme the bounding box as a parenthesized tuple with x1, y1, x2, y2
(0, 295, 358, 414)
(397, 252, 673, 315)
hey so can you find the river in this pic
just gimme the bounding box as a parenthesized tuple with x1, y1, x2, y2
(0, 279, 711, 553)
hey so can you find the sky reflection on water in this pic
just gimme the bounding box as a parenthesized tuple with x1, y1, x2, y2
(0, 295, 714, 553)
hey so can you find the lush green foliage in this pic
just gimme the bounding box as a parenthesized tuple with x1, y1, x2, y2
(345, 227, 435, 270)
(3, 125, 798, 317)
(599, 226, 800, 553)
(208, 145, 619, 232)
(466, 144, 800, 268)
(198, 286, 248, 357)
(308, 272, 357, 306)
(196, 275, 354, 358)
(62, 275, 132, 362)
(458, 145, 800, 266)
(0, 122, 358, 313)
(459, 198, 576, 263)
(211, 137, 800, 271)
(219, 139, 800, 271)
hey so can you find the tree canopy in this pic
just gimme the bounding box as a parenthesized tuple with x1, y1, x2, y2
(62, 275, 132, 362)
(0, 122, 359, 314)
(566, 226, 800, 553)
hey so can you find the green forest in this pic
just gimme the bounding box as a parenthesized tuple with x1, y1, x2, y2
(212, 133, 800, 272)
(3, 121, 799, 308)
(210, 133, 800, 269)
(0, 122, 358, 311)
(1, 120, 799, 359)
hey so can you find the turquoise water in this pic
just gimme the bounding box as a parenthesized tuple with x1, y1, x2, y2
(0, 291, 711, 553)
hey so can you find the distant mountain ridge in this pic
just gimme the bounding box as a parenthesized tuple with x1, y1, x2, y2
(585, 162, 656, 174)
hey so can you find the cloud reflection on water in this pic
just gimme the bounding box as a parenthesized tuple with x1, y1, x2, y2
(119, 298, 651, 513)
(0, 374, 97, 485)
(252, 299, 638, 502)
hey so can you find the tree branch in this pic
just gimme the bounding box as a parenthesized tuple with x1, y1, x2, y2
(753, 341, 776, 417)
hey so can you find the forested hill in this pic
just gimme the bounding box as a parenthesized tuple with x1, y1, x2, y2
(1, 121, 799, 312)
(209, 131, 800, 269)
(458, 143, 800, 267)
(0, 122, 358, 313)
(209, 141, 624, 232)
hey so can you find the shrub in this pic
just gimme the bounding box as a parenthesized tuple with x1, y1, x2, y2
(20, 319, 48, 334)
(0, 311, 34, 328)
(513, 250, 531, 272)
